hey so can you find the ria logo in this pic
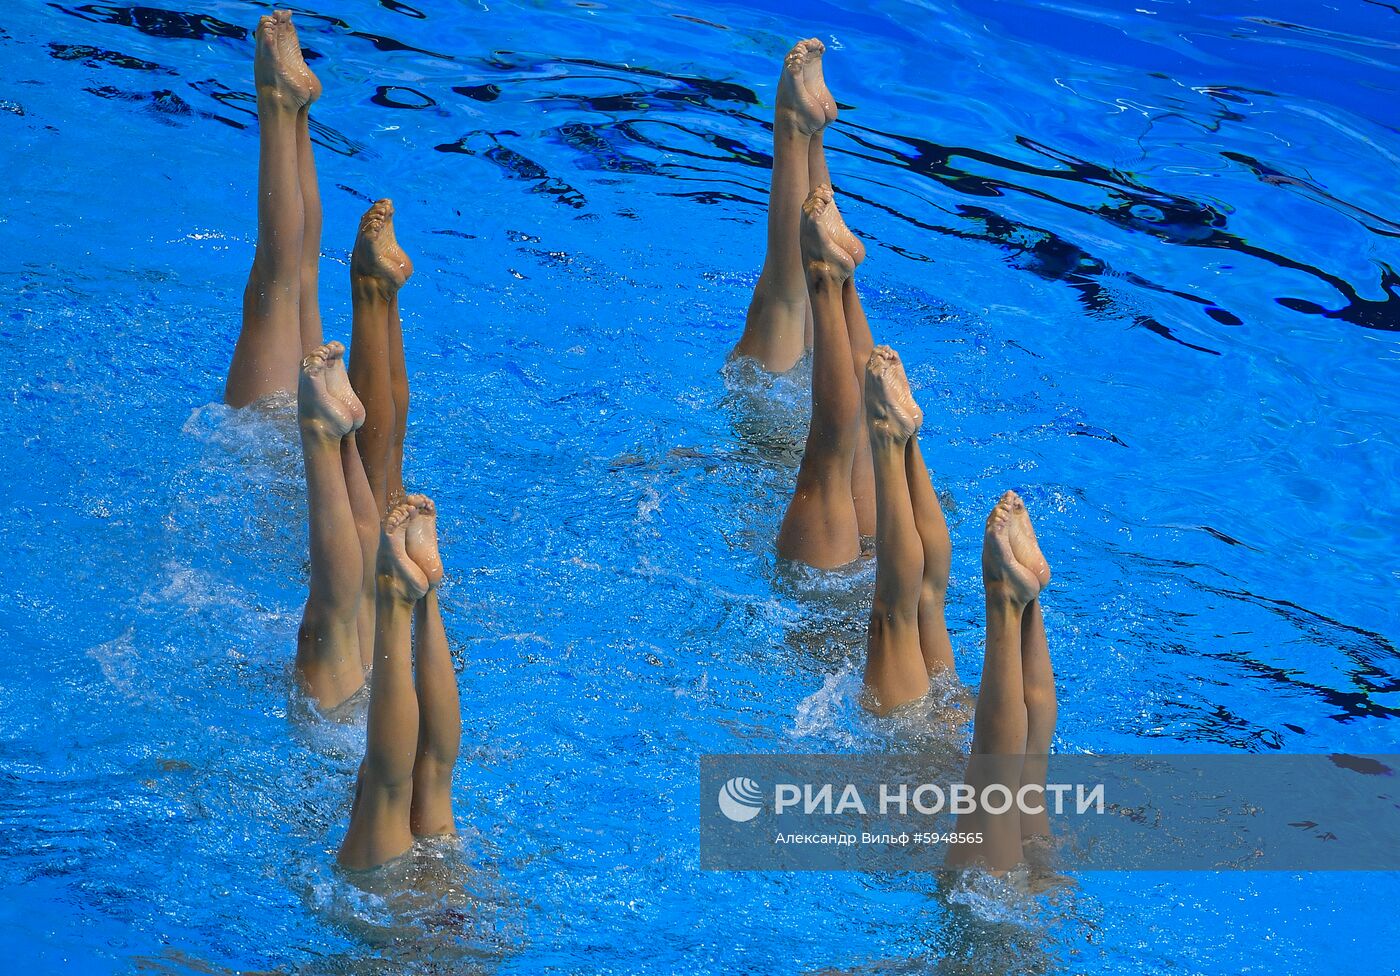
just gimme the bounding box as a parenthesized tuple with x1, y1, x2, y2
(718, 777, 763, 823)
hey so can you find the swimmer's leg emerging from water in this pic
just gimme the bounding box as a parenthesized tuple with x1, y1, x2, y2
(841, 259, 877, 537)
(804, 46, 836, 192)
(803, 44, 840, 350)
(342, 435, 379, 672)
(295, 58, 324, 354)
(861, 347, 928, 713)
(403, 496, 460, 838)
(947, 492, 1049, 872)
(340, 502, 429, 870)
(905, 436, 954, 674)
(295, 343, 368, 711)
(226, 12, 317, 407)
(731, 39, 829, 373)
(1012, 503, 1054, 846)
(1017, 598, 1056, 847)
(386, 291, 410, 508)
(775, 188, 861, 568)
(347, 200, 414, 515)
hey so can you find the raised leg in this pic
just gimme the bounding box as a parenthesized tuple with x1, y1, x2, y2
(904, 436, 954, 674)
(295, 342, 369, 711)
(1009, 497, 1055, 844)
(342, 435, 379, 672)
(386, 292, 410, 508)
(347, 275, 393, 515)
(947, 492, 1048, 872)
(802, 48, 837, 355)
(862, 347, 928, 713)
(1018, 599, 1056, 843)
(346, 200, 414, 515)
(338, 502, 429, 871)
(403, 495, 460, 838)
(843, 279, 876, 534)
(296, 98, 323, 353)
(284, 5, 324, 353)
(730, 40, 828, 373)
(225, 12, 316, 407)
(804, 45, 836, 194)
(775, 188, 861, 569)
(824, 190, 877, 537)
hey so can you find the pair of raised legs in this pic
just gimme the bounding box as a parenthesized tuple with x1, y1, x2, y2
(295, 343, 379, 710)
(948, 493, 1055, 872)
(731, 38, 834, 374)
(773, 185, 879, 566)
(347, 200, 414, 517)
(226, 10, 323, 406)
(339, 497, 461, 872)
(859, 348, 955, 711)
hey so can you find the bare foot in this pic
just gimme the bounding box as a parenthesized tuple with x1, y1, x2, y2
(799, 36, 837, 126)
(1004, 490, 1052, 590)
(253, 12, 313, 107)
(403, 493, 443, 588)
(982, 494, 1042, 607)
(352, 199, 414, 293)
(800, 185, 855, 280)
(828, 194, 866, 268)
(299, 342, 358, 437)
(864, 346, 923, 441)
(776, 39, 827, 136)
(378, 502, 429, 603)
(319, 340, 365, 432)
(272, 9, 321, 106)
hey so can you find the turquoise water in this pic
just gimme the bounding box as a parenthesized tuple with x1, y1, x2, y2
(1, 0, 1398, 972)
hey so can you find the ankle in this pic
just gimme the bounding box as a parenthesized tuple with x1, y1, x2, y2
(298, 417, 343, 442)
(805, 262, 849, 286)
(984, 582, 1029, 612)
(920, 580, 949, 604)
(867, 422, 908, 450)
(256, 87, 302, 114)
(352, 274, 398, 302)
(773, 113, 814, 140)
(374, 582, 417, 608)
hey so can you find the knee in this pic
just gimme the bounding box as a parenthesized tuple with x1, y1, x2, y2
(296, 615, 339, 661)
(870, 598, 917, 632)
(297, 612, 325, 646)
(1023, 684, 1058, 721)
(310, 572, 363, 613)
(298, 599, 354, 644)
(252, 247, 298, 283)
(416, 753, 458, 784)
(919, 581, 948, 610)
(868, 605, 890, 642)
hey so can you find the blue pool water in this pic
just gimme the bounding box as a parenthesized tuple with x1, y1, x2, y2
(2, 0, 1398, 971)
